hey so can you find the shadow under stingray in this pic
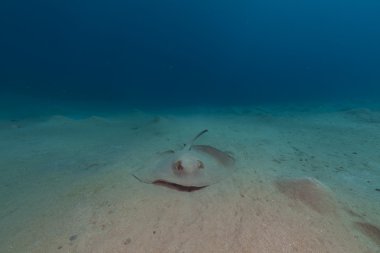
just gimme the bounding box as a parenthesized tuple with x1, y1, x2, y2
(153, 180, 207, 192)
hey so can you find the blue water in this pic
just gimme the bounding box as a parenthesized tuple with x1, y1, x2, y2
(1, 0, 380, 107)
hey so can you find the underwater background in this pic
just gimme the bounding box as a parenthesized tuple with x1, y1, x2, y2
(1, 0, 380, 108)
(1, 1, 380, 252)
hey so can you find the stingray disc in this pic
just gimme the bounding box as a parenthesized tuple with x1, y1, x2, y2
(133, 131, 235, 189)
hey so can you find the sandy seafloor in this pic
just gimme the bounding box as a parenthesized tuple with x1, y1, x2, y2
(0, 103, 379, 253)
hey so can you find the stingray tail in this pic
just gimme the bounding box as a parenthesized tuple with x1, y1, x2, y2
(187, 129, 208, 150)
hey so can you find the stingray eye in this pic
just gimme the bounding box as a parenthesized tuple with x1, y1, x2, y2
(197, 160, 204, 169)
(174, 161, 184, 172)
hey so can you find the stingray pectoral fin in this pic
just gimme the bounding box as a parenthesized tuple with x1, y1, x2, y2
(132, 152, 174, 184)
(192, 145, 235, 167)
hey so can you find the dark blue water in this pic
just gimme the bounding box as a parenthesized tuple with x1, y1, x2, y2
(1, 0, 380, 106)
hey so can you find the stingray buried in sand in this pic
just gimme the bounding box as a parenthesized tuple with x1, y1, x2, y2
(133, 130, 235, 191)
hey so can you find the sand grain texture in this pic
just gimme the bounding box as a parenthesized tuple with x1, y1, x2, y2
(0, 107, 379, 253)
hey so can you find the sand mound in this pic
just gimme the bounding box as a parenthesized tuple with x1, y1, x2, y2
(355, 222, 380, 246)
(342, 108, 380, 123)
(275, 177, 336, 214)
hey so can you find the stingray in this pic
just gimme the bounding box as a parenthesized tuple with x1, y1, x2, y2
(133, 129, 235, 191)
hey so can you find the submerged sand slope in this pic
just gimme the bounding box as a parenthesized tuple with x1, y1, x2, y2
(0, 106, 379, 253)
